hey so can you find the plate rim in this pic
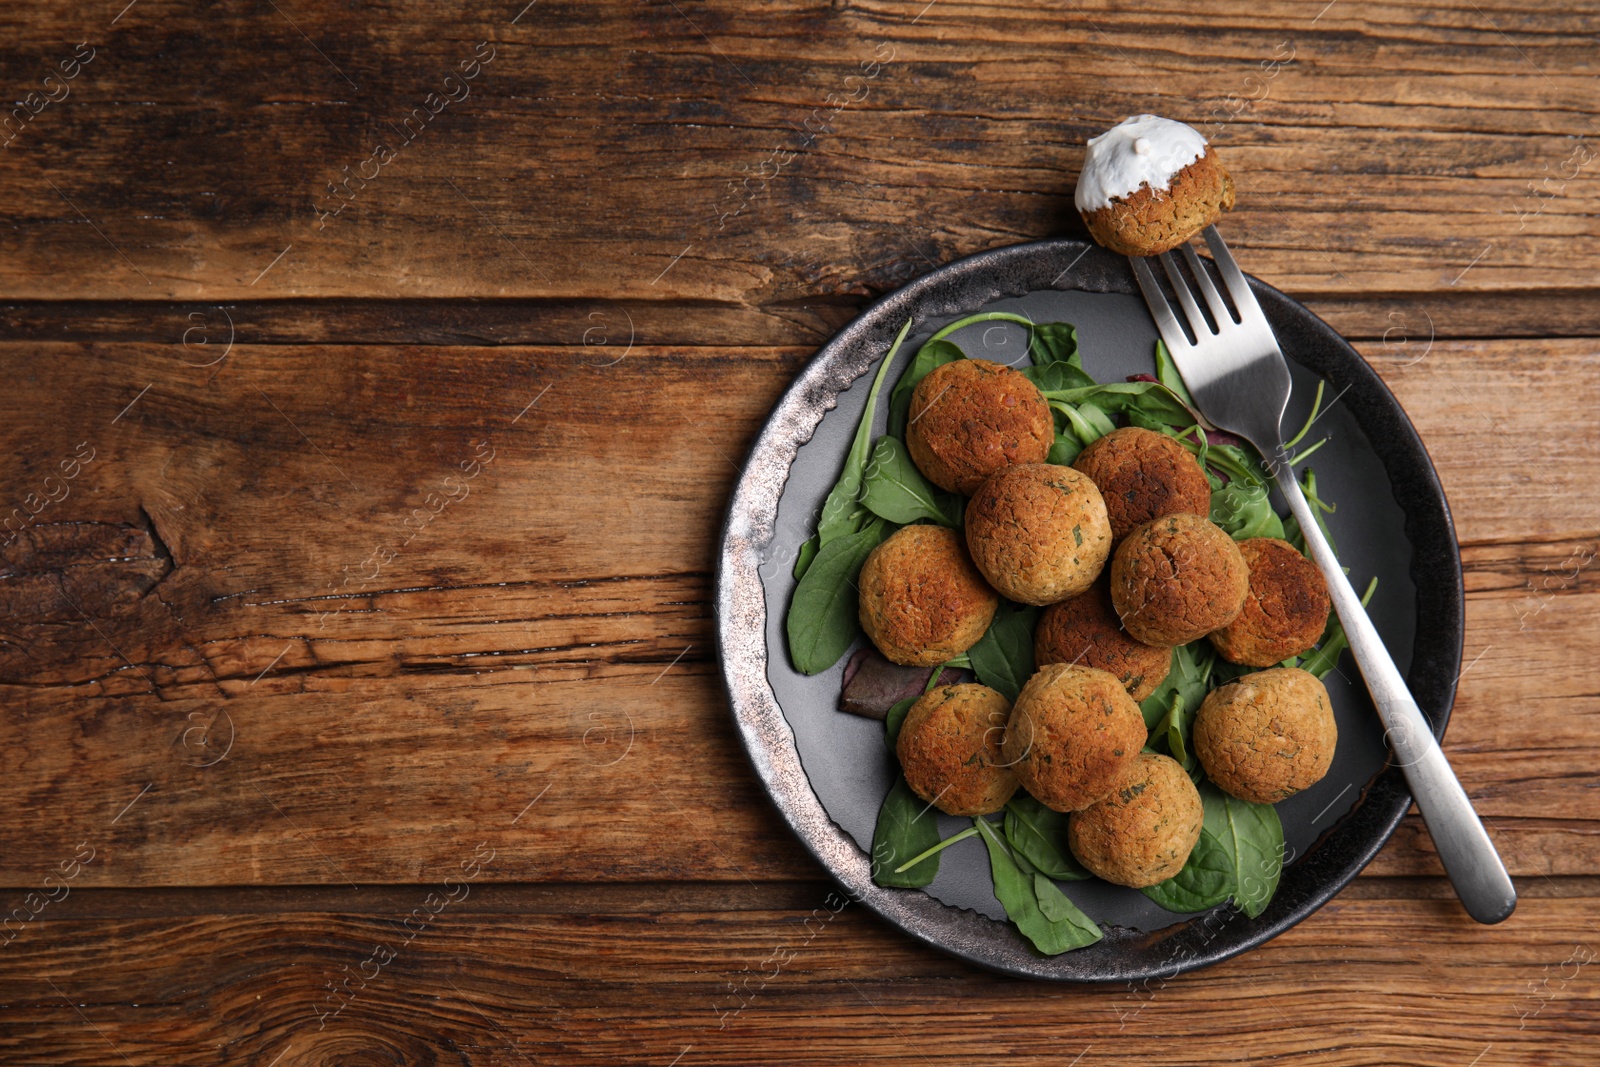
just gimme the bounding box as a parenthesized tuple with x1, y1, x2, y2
(715, 237, 1465, 982)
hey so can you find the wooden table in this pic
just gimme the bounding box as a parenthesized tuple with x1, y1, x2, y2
(1, 2, 1595, 1063)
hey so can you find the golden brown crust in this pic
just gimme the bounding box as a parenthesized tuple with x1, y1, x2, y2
(1079, 146, 1236, 257)
(1000, 663, 1148, 813)
(1034, 581, 1173, 701)
(1192, 667, 1337, 804)
(1072, 427, 1212, 543)
(1109, 513, 1249, 647)
(858, 524, 999, 667)
(1209, 538, 1332, 667)
(1067, 752, 1203, 888)
(905, 358, 1053, 495)
(896, 683, 1019, 816)
(964, 463, 1113, 606)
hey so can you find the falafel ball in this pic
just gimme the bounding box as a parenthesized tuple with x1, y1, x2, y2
(1075, 116, 1236, 258)
(896, 684, 1019, 816)
(858, 524, 999, 667)
(1209, 538, 1332, 667)
(1109, 513, 1249, 647)
(905, 358, 1053, 495)
(1001, 663, 1148, 813)
(1072, 427, 1212, 542)
(964, 464, 1113, 606)
(1193, 667, 1337, 804)
(1067, 752, 1204, 887)
(1035, 581, 1173, 701)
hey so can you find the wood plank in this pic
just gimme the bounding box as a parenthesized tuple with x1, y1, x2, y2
(0, 337, 1594, 885)
(1, 2, 1598, 300)
(0, 884, 1594, 1065)
(5, 289, 1600, 356)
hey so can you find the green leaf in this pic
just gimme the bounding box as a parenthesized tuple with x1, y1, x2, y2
(871, 776, 944, 888)
(1028, 321, 1081, 367)
(966, 601, 1039, 702)
(818, 319, 913, 547)
(1154, 339, 1195, 406)
(1200, 781, 1285, 919)
(1138, 643, 1209, 732)
(860, 436, 962, 527)
(1152, 690, 1198, 773)
(887, 337, 963, 439)
(1210, 482, 1286, 541)
(1140, 826, 1234, 912)
(1047, 433, 1082, 466)
(1003, 795, 1091, 881)
(974, 817, 1102, 955)
(884, 695, 918, 750)
(786, 519, 889, 675)
(792, 535, 819, 580)
(1299, 575, 1377, 679)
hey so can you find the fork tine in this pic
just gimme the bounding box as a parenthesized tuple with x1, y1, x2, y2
(1158, 251, 1209, 342)
(1179, 243, 1234, 326)
(1201, 225, 1259, 317)
(1130, 257, 1191, 354)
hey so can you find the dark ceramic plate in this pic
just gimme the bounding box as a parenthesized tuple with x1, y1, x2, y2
(715, 239, 1463, 982)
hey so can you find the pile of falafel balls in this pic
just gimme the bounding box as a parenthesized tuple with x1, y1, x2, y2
(863, 356, 1339, 890)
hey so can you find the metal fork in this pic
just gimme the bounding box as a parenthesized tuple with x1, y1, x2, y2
(1131, 226, 1515, 924)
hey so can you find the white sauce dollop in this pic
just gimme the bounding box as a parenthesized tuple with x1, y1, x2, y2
(1074, 115, 1209, 212)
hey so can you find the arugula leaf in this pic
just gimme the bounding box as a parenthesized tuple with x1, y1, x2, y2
(1140, 826, 1234, 913)
(817, 319, 913, 547)
(965, 601, 1039, 702)
(1298, 576, 1378, 679)
(887, 338, 963, 439)
(786, 518, 889, 675)
(1003, 795, 1091, 881)
(871, 776, 944, 888)
(860, 436, 962, 527)
(1200, 781, 1284, 919)
(974, 817, 1102, 955)
(1210, 482, 1286, 541)
(884, 695, 918, 750)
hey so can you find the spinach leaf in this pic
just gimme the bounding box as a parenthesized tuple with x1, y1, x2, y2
(1028, 321, 1081, 367)
(817, 318, 913, 548)
(1200, 781, 1285, 919)
(860, 436, 962, 527)
(786, 518, 889, 675)
(1025, 359, 1096, 393)
(887, 337, 963, 439)
(871, 776, 944, 888)
(1138, 643, 1209, 732)
(1210, 482, 1286, 541)
(1047, 433, 1082, 466)
(965, 601, 1039, 702)
(1140, 826, 1234, 913)
(792, 535, 819, 580)
(884, 695, 918, 749)
(1152, 691, 1197, 773)
(974, 817, 1102, 955)
(1003, 795, 1091, 881)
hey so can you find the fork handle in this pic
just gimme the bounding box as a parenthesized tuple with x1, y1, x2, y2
(1274, 463, 1516, 924)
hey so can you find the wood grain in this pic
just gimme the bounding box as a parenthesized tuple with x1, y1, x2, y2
(1, 2, 1598, 301)
(0, 336, 1593, 886)
(0, 883, 1595, 1065)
